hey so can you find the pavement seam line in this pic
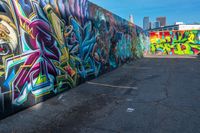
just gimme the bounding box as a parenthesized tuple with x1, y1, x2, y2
(87, 82, 138, 90)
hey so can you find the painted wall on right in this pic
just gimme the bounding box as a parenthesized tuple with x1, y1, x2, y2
(150, 30, 200, 55)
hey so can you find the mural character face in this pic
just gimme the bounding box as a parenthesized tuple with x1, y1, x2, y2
(0, 16, 17, 56)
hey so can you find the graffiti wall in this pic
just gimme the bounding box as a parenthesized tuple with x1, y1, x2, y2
(150, 30, 200, 55)
(0, 0, 146, 119)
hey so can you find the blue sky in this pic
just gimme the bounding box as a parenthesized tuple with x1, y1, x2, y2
(89, 0, 200, 27)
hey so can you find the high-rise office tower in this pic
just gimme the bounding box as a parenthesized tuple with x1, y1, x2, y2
(156, 17, 166, 27)
(129, 14, 134, 24)
(152, 21, 160, 29)
(149, 22, 152, 29)
(143, 17, 150, 30)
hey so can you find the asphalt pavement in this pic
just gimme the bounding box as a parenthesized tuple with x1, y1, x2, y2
(0, 55, 200, 133)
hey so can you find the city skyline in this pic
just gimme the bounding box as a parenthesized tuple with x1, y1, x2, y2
(144, 16, 167, 30)
(89, 0, 200, 27)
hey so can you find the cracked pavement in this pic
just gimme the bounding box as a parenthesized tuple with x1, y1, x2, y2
(0, 55, 200, 133)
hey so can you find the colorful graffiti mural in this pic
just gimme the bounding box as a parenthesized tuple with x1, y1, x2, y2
(0, 0, 147, 119)
(150, 30, 200, 55)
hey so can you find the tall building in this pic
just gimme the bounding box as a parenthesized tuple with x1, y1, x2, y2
(152, 21, 160, 29)
(129, 14, 134, 24)
(143, 17, 150, 30)
(149, 22, 152, 29)
(156, 17, 166, 27)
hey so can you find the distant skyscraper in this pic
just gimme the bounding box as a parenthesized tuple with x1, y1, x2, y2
(156, 17, 166, 27)
(129, 14, 134, 24)
(143, 17, 150, 30)
(152, 21, 160, 29)
(149, 22, 152, 29)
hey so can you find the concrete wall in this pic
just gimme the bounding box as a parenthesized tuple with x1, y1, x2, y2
(150, 30, 200, 55)
(0, 0, 147, 119)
